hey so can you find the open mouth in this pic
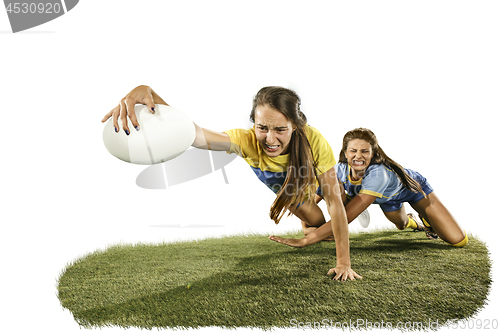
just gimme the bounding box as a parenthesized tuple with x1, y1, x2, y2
(264, 143, 280, 152)
(352, 160, 365, 166)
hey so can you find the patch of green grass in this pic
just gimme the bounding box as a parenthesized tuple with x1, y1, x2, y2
(57, 229, 491, 330)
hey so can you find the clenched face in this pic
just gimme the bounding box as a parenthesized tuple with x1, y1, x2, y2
(254, 104, 296, 157)
(345, 139, 373, 179)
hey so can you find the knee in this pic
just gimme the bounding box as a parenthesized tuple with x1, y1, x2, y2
(446, 232, 468, 248)
(392, 218, 407, 230)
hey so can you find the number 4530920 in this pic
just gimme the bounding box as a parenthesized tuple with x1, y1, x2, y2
(6, 2, 62, 14)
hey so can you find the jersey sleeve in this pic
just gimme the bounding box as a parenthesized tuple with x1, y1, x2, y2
(359, 165, 391, 198)
(335, 163, 348, 184)
(223, 128, 258, 158)
(306, 126, 336, 175)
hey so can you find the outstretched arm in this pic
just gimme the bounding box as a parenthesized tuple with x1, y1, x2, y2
(308, 194, 376, 245)
(270, 193, 376, 247)
(192, 125, 231, 151)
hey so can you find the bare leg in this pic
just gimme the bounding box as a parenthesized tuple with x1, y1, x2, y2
(295, 182, 345, 237)
(268, 195, 333, 247)
(269, 220, 335, 247)
(382, 206, 409, 230)
(269, 182, 358, 248)
(410, 192, 466, 245)
(288, 198, 328, 236)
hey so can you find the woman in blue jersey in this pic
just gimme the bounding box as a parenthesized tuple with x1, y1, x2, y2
(270, 127, 468, 248)
(102, 85, 362, 281)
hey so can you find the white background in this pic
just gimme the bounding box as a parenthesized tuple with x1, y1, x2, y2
(1, 1, 499, 332)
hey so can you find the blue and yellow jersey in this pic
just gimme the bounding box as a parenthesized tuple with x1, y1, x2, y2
(335, 163, 403, 203)
(334, 163, 433, 208)
(224, 126, 336, 195)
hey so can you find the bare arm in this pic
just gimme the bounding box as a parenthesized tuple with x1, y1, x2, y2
(192, 124, 231, 151)
(271, 192, 377, 247)
(318, 167, 362, 281)
(301, 194, 377, 245)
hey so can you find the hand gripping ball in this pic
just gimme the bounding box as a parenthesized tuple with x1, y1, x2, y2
(103, 104, 196, 165)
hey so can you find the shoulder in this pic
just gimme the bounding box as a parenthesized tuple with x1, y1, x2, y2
(363, 164, 393, 183)
(334, 163, 348, 179)
(223, 128, 258, 147)
(223, 128, 258, 157)
(305, 125, 328, 144)
(306, 125, 336, 174)
(224, 128, 255, 140)
(335, 162, 347, 172)
(304, 125, 333, 154)
(356, 164, 394, 197)
(366, 163, 392, 173)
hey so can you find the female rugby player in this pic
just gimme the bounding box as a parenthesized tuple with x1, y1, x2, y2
(270, 127, 468, 248)
(102, 85, 362, 281)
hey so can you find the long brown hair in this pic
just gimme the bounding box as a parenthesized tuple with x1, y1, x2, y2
(250, 87, 317, 224)
(338, 128, 425, 195)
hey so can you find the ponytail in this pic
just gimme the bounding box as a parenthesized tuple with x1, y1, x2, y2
(269, 126, 317, 223)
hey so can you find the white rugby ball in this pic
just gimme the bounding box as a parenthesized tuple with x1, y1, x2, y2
(103, 104, 196, 165)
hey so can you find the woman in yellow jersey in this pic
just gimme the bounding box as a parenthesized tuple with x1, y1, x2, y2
(102, 85, 362, 281)
(270, 128, 468, 248)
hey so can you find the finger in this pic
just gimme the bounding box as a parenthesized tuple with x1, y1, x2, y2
(102, 108, 114, 123)
(143, 93, 156, 114)
(329, 268, 347, 281)
(272, 236, 284, 243)
(119, 100, 130, 135)
(346, 270, 362, 281)
(112, 105, 120, 132)
(125, 97, 140, 131)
